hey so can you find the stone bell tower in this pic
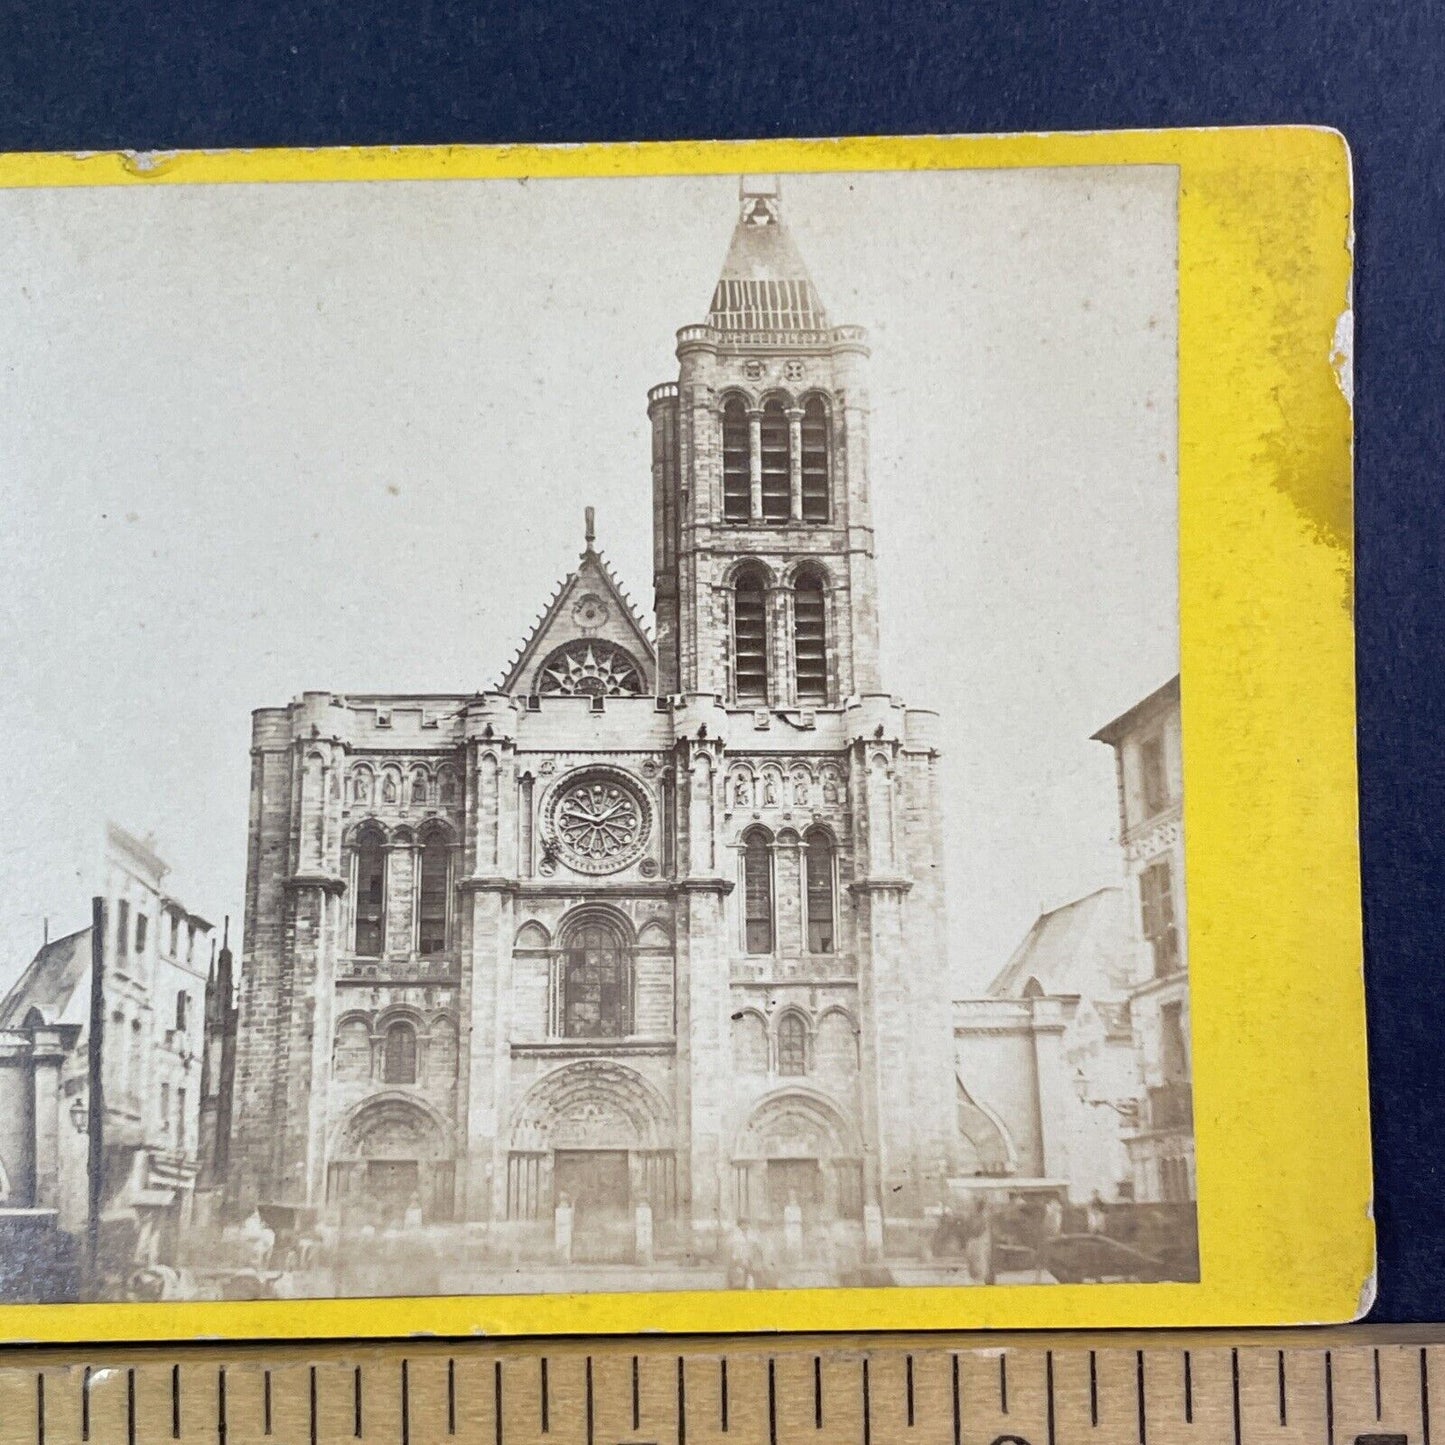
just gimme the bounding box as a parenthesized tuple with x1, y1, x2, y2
(649, 176, 882, 709)
(648, 178, 960, 1238)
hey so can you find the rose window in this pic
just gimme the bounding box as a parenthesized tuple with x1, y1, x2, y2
(536, 640, 644, 697)
(544, 770, 652, 875)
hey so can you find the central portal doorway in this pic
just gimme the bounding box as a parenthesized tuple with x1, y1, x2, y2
(366, 1159, 420, 1224)
(765, 1157, 823, 1221)
(554, 1149, 632, 1262)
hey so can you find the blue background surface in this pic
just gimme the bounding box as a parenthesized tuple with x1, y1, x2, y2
(1, 0, 1440, 1322)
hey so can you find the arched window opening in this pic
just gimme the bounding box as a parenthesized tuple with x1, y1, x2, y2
(722, 397, 750, 521)
(417, 833, 450, 955)
(562, 919, 630, 1039)
(354, 830, 386, 956)
(382, 1021, 417, 1084)
(805, 828, 836, 953)
(743, 830, 774, 955)
(733, 571, 769, 703)
(800, 396, 830, 521)
(793, 572, 828, 703)
(778, 1014, 808, 1076)
(759, 400, 790, 520)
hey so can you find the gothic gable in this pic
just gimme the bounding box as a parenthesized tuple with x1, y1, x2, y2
(497, 530, 656, 699)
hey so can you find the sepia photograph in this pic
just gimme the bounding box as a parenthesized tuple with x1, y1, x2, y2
(0, 164, 1195, 1304)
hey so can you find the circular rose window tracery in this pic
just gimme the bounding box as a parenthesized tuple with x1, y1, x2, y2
(544, 769, 652, 875)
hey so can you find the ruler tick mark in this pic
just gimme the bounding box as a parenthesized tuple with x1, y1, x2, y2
(952, 1354, 961, 1445)
(768, 1359, 778, 1445)
(585, 1357, 595, 1445)
(906, 1354, 915, 1428)
(36, 1371, 45, 1445)
(1046, 1351, 1056, 1445)
(402, 1358, 411, 1445)
(217, 1367, 226, 1445)
(1232, 1350, 1242, 1445)
(1376, 1349, 1384, 1421)
(1277, 1351, 1288, 1427)
(1323, 1347, 1343, 1445)
(720, 1358, 729, 1432)
(814, 1355, 823, 1429)
(264, 1369, 273, 1436)
(863, 1358, 872, 1445)
(126, 1367, 136, 1445)
(309, 1365, 318, 1445)
(172, 1363, 182, 1440)
(355, 1363, 364, 1438)
(541, 1357, 550, 1433)
(677, 1356, 687, 1445)
(495, 1361, 504, 1445)
(1183, 1351, 1193, 1424)
(632, 1356, 640, 1432)
(1090, 1351, 1099, 1427)
(81, 1364, 91, 1443)
(1001, 1353, 1010, 1413)
(1136, 1352, 1146, 1445)
(448, 1358, 456, 1437)
(1422, 1347, 1433, 1445)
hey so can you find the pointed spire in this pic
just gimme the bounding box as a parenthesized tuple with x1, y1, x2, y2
(707, 176, 828, 333)
(584, 506, 596, 553)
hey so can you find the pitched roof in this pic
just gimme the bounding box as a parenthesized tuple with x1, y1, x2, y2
(496, 522, 656, 697)
(1091, 674, 1181, 746)
(706, 183, 829, 334)
(987, 887, 1133, 1000)
(0, 926, 92, 1028)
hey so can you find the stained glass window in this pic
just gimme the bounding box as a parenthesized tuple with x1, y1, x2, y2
(562, 920, 630, 1038)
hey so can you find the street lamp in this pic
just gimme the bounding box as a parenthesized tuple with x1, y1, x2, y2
(69, 1097, 88, 1134)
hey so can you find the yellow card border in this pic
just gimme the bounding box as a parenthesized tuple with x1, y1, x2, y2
(0, 128, 1366, 1339)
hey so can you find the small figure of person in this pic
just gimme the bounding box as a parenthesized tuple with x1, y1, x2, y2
(1086, 1191, 1109, 1236)
(1043, 1194, 1064, 1238)
(241, 1208, 275, 1269)
(964, 1198, 995, 1285)
(403, 1192, 424, 1230)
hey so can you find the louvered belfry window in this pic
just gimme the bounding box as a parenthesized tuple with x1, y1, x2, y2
(734, 572, 769, 702)
(793, 572, 827, 702)
(801, 396, 830, 521)
(759, 400, 790, 521)
(743, 830, 773, 954)
(722, 397, 750, 521)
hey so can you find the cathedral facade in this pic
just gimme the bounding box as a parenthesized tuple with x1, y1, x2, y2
(228, 182, 959, 1274)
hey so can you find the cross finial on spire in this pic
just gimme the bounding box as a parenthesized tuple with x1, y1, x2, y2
(738, 174, 782, 226)
(584, 506, 596, 552)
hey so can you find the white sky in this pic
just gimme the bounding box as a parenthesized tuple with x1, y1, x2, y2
(0, 166, 1177, 995)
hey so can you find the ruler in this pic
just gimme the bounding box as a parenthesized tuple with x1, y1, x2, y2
(0, 1329, 1438, 1445)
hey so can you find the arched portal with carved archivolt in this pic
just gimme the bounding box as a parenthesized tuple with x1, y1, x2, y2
(326, 1093, 456, 1226)
(505, 1062, 677, 1259)
(732, 1089, 864, 1226)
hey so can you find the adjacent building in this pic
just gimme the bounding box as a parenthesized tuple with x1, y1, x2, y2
(228, 179, 960, 1273)
(953, 887, 1139, 1205)
(1093, 676, 1194, 1203)
(0, 824, 216, 1271)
